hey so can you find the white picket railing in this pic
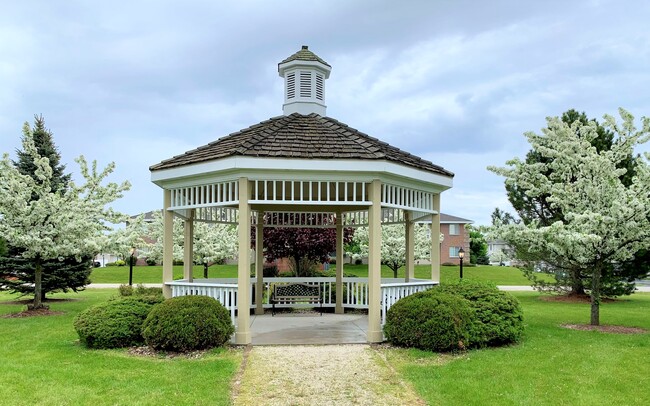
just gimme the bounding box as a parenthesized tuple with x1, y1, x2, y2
(380, 280, 435, 325)
(167, 277, 437, 325)
(168, 281, 238, 321)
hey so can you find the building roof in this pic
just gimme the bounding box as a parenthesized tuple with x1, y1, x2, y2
(279, 45, 330, 68)
(149, 113, 454, 178)
(440, 213, 473, 224)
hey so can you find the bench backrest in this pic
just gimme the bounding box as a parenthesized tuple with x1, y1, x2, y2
(273, 283, 320, 298)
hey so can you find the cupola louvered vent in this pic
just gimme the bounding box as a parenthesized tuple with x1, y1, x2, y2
(278, 45, 331, 116)
(300, 71, 312, 97)
(315, 74, 324, 101)
(286, 72, 295, 99)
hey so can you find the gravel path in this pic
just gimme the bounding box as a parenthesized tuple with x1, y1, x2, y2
(233, 345, 424, 406)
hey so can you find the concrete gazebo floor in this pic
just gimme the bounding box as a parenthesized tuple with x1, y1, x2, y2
(235, 312, 369, 345)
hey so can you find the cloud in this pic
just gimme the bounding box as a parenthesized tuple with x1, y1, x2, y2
(0, 0, 648, 225)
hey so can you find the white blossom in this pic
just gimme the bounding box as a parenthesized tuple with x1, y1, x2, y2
(488, 108, 650, 325)
(143, 211, 238, 264)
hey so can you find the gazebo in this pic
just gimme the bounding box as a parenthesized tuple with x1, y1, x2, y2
(149, 46, 454, 345)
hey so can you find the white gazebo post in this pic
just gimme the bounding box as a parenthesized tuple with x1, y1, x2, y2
(431, 194, 441, 282)
(183, 209, 194, 282)
(405, 210, 414, 282)
(162, 189, 174, 299)
(255, 211, 264, 315)
(335, 212, 344, 314)
(367, 179, 383, 342)
(236, 177, 252, 344)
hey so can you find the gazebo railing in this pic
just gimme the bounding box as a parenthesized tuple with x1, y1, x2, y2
(166, 277, 437, 324)
(167, 281, 238, 321)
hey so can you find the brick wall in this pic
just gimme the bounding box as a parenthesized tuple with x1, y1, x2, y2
(440, 223, 470, 265)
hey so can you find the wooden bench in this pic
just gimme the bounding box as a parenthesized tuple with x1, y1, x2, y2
(270, 283, 322, 316)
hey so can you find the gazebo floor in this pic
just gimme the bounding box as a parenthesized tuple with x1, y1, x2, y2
(238, 312, 369, 345)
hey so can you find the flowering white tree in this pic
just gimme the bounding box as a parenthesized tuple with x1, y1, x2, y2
(352, 223, 442, 278)
(144, 211, 237, 268)
(489, 108, 650, 325)
(0, 127, 130, 309)
(105, 214, 148, 262)
(489, 249, 510, 265)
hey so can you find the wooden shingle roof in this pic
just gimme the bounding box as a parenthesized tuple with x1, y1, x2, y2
(279, 45, 331, 67)
(149, 113, 453, 178)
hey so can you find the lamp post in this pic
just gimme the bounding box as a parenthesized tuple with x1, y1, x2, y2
(458, 247, 465, 279)
(128, 247, 136, 286)
(203, 257, 209, 279)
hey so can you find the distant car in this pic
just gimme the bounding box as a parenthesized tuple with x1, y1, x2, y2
(93, 261, 101, 268)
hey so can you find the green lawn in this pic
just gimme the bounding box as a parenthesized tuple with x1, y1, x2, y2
(90, 263, 537, 285)
(388, 292, 650, 405)
(0, 289, 240, 406)
(2, 289, 648, 404)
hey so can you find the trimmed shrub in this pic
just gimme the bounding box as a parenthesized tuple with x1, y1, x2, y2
(434, 280, 524, 347)
(145, 258, 157, 266)
(383, 290, 473, 352)
(135, 284, 163, 298)
(118, 284, 134, 296)
(74, 298, 153, 349)
(142, 296, 234, 352)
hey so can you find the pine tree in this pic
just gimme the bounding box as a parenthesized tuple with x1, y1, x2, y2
(13, 115, 71, 194)
(0, 116, 92, 301)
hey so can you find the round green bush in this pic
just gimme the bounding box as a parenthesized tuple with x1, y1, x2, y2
(383, 290, 473, 352)
(74, 298, 153, 349)
(435, 280, 524, 348)
(142, 296, 235, 352)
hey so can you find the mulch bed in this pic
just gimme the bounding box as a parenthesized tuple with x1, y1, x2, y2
(561, 324, 646, 334)
(1, 298, 78, 305)
(540, 294, 616, 304)
(127, 346, 211, 359)
(2, 308, 64, 318)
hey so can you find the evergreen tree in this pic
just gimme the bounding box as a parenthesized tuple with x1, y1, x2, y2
(13, 115, 71, 194)
(468, 226, 489, 265)
(0, 117, 92, 300)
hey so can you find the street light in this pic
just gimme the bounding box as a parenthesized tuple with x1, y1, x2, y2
(458, 247, 465, 279)
(203, 257, 209, 279)
(129, 247, 136, 286)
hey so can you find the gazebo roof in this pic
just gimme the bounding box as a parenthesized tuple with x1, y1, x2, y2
(149, 113, 454, 178)
(279, 45, 331, 67)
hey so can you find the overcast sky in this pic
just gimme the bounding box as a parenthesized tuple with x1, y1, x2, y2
(1, 0, 649, 226)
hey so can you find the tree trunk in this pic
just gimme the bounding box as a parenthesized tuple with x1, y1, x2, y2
(569, 268, 586, 295)
(590, 266, 601, 326)
(31, 258, 45, 310)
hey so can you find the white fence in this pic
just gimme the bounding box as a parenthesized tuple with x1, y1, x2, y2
(167, 277, 436, 324)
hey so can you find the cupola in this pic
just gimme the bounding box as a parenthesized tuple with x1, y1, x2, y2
(278, 45, 331, 116)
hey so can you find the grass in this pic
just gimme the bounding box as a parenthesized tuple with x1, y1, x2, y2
(0, 289, 240, 406)
(387, 292, 650, 405)
(2, 289, 648, 404)
(90, 263, 539, 285)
